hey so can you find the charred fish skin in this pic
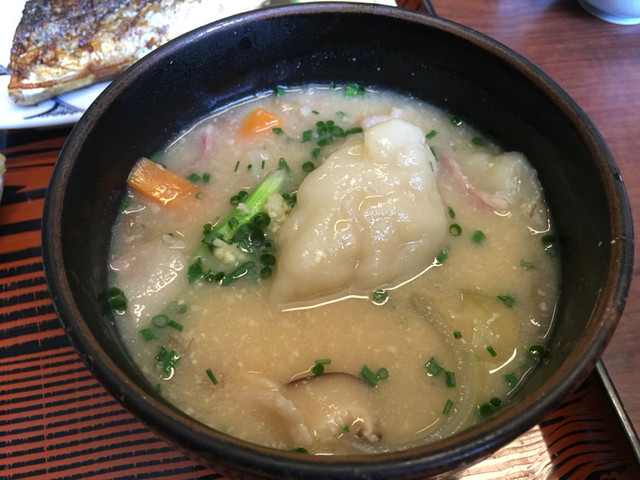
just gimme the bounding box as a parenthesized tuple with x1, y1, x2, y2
(7, 0, 265, 106)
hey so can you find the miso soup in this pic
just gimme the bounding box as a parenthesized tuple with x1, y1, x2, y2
(108, 85, 560, 454)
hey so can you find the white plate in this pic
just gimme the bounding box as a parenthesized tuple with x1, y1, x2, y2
(0, 0, 397, 130)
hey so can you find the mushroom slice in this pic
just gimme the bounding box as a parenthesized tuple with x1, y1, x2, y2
(284, 373, 382, 445)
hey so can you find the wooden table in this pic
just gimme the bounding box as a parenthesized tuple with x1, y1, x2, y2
(1, 0, 639, 478)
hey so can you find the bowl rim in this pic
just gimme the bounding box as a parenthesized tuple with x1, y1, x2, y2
(42, 2, 634, 477)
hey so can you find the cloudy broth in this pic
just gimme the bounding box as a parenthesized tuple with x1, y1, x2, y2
(109, 85, 559, 454)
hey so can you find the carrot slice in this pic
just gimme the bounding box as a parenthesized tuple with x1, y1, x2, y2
(127, 157, 199, 207)
(239, 107, 282, 136)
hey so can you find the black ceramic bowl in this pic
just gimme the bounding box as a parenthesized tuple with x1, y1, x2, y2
(42, 4, 633, 479)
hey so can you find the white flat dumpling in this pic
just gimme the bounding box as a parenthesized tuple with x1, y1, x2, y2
(270, 119, 447, 307)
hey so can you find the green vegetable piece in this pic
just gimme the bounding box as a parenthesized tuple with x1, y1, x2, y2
(450, 116, 462, 126)
(312, 359, 331, 376)
(186, 173, 200, 183)
(443, 399, 454, 415)
(453, 331, 462, 339)
(272, 127, 283, 135)
(370, 289, 389, 305)
(206, 368, 218, 385)
(107, 287, 127, 312)
(139, 328, 157, 342)
(505, 373, 519, 389)
(360, 365, 379, 387)
(155, 346, 180, 375)
(426, 129, 437, 139)
(435, 250, 448, 264)
(425, 357, 443, 377)
(345, 83, 365, 96)
(486, 346, 498, 357)
(168, 319, 183, 331)
(120, 196, 132, 213)
(541, 233, 558, 257)
(376, 367, 389, 380)
(471, 136, 485, 146)
(274, 86, 285, 96)
(497, 294, 516, 308)
(528, 344, 547, 360)
(302, 130, 313, 142)
(448, 206, 456, 219)
(291, 447, 308, 453)
(445, 371, 456, 387)
(449, 223, 462, 237)
(471, 230, 486, 244)
(152, 314, 170, 328)
(302, 161, 315, 173)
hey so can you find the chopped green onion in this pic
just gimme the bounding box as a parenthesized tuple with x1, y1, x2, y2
(312, 358, 331, 375)
(291, 447, 308, 453)
(360, 365, 379, 387)
(471, 230, 486, 244)
(435, 250, 448, 265)
(202, 172, 211, 183)
(107, 287, 127, 312)
(187, 257, 204, 283)
(274, 86, 285, 96)
(302, 161, 315, 173)
(155, 346, 180, 375)
(477, 403, 495, 417)
(120, 196, 132, 213)
(449, 224, 462, 236)
(345, 83, 365, 96)
(234, 161, 240, 172)
(342, 425, 350, 433)
(505, 372, 519, 389)
(443, 399, 454, 415)
(528, 344, 547, 360)
(311, 147, 321, 157)
(151, 314, 169, 328)
(426, 129, 437, 139)
(497, 294, 516, 308)
(425, 357, 443, 376)
(376, 367, 389, 380)
(453, 331, 462, 339)
(139, 328, 157, 342)
(520, 259, 534, 270)
(448, 207, 456, 219)
(205, 368, 218, 385)
(541, 234, 558, 257)
(471, 136, 485, 146)
(486, 346, 497, 357)
(272, 127, 283, 135)
(186, 173, 200, 183)
(445, 371, 456, 387)
(168, 319, 183, 332)
(370, 289, 389, 305)
(302, 130, 313, 142)
(450, 116, 462, 126)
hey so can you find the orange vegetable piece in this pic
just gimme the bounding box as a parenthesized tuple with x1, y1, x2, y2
(239, 107, 282, 136)
(127, 157, 199, 207)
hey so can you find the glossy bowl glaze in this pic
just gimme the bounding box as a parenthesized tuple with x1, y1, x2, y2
(42, 4, 633, 479)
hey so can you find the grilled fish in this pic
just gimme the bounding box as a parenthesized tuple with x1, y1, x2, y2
(7, 0, 265, 106)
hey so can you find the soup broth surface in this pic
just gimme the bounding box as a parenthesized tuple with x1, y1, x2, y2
(109, 85, 559, 454)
